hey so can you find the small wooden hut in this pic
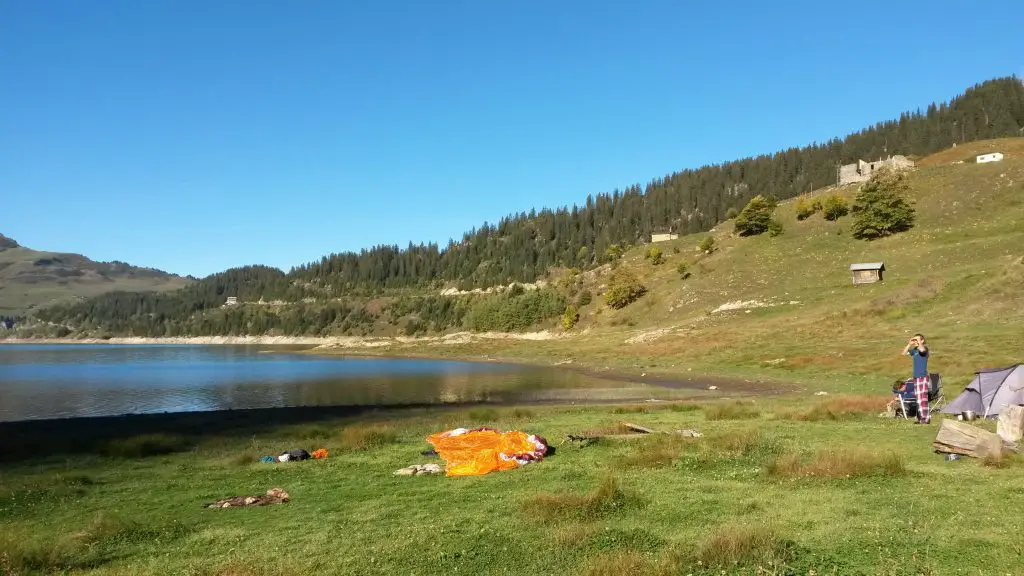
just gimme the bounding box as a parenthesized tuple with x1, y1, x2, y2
(849, 262, 885, 284)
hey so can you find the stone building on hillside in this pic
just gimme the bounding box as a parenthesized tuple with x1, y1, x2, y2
(837, 155, 914, 185)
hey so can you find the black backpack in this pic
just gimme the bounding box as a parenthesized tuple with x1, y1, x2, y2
(282, 449, 310, 461)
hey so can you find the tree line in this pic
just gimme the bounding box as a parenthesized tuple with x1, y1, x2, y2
(31, 77, 1024, 336)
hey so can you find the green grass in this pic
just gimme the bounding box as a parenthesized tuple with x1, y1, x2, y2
(0, 398, 1020, 575)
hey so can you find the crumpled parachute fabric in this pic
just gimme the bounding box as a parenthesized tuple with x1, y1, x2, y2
(426, 428, 547, 477)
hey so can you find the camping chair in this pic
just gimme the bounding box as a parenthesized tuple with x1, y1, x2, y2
(894, 373, 943, 419)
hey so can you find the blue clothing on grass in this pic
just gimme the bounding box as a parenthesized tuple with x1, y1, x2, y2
(910, 347, 929, 378)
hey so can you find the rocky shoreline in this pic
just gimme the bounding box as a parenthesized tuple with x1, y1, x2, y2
(1, 330, 563, 348)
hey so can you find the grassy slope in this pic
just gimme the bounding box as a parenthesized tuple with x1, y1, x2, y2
(0, 245, 190, 316)
(357, 138, 1024, 395)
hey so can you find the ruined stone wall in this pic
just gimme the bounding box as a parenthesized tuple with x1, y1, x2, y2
(838, 155, 915, 185)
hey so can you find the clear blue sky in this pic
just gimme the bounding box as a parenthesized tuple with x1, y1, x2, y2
(2, 1, 1022, 277)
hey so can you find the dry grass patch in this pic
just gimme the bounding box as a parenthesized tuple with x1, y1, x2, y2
(525, 475, 638, 521)
(0, 531, 85, 575)
(621, 435, 691, 468)
(767, 449, 905, 479)
(677, 428, 781, 469)
(666, 401, 702, 412)
(612, 405, 649, 414)
(335, 424, 398, 451)
(981, 451, 1020, 469)
(865, 276, 945, 317)
(211, 558, 292, 576)
(580, 423, 634, 436)
(707, 428, 780, 459)
(821, 395, 888, 414)
(583, 550, 682, 576)
(696, 524, 793, 568)
(703, 401, 760, 421)
(510, 407, 534, 419)
(553, 523, 600, 547)
(582, 551, 652, 576)
(780, 395, 889, 421)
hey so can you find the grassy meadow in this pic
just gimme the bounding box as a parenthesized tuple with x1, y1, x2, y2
(3, 396, 1023, 576)
(3, 139, 1024, 575)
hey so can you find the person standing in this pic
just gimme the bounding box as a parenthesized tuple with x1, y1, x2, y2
(903, 334, 930, 424)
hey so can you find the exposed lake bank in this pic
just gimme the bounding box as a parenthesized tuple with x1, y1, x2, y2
(1, 333, 798, 399)
(0, 330, 564, 347)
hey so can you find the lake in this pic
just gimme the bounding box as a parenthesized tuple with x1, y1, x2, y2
(0, 344, 691, 422)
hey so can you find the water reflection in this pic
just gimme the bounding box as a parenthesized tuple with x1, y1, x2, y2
(0, 345, 664, 421)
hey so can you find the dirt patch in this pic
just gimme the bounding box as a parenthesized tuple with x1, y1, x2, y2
(711, 299, 800, 314)
(624, 327, 676, 344)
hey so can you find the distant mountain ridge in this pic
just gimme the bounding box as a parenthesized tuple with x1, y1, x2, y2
(0, 234, 191, 316)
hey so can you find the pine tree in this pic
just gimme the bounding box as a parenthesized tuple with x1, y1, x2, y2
(850, 169, 916, 239)
(734, 195, 776, 236)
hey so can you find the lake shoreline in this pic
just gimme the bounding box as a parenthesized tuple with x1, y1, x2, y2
(1, 335, 796, 397)
(0, 330, 564, 347)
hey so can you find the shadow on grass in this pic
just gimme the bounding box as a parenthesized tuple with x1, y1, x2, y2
(104, 433, 192, 458)
(0, 401, 502, 463)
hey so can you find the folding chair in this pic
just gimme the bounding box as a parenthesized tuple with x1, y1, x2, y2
(895, 373, 942, 419)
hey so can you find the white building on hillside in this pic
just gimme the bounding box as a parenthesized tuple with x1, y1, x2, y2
(976, 152, 1004, 164)
(651, 233, 678, 242)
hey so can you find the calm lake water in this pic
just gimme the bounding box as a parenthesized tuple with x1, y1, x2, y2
(0, 345, 684, 422)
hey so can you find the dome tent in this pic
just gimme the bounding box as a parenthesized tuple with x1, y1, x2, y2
(941, 365, 1024, 418)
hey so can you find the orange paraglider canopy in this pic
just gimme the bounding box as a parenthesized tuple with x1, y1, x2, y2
(426, 427, 549, 477)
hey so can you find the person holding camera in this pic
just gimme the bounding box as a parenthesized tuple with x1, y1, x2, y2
(902, 334, 931, 424)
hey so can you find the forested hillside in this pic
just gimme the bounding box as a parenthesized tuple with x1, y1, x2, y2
(22, 77, 1024, 338)
(290, 77, 1024, 292)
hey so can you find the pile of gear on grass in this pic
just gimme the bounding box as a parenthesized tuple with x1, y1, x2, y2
(258, 447, 329, 463)
(204, 416, 706, 508)
(204, 447, 329, 509)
